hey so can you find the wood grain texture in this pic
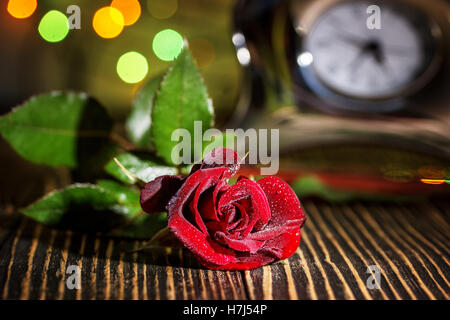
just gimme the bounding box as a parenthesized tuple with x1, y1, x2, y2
(0, 200, 448, 300)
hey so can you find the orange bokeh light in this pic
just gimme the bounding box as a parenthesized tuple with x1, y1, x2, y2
(7, 0, 37, 19)
(92, 6, 125, 39)
(111, 0, 141, 26)
(420, 179, 445, 185)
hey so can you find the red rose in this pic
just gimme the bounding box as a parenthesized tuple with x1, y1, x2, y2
(140, 148, 306, 270)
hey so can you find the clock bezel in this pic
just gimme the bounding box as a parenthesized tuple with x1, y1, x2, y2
(289, 0, 444, 112)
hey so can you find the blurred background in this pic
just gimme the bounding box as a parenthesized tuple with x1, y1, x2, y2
(1, 0, 449, 209)
(0, 0, 240, 122)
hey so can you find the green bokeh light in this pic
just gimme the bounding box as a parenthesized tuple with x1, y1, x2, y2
(152, 29, 183, 61)
(116, 51, 149, 84)
(38, 10, 69, 43)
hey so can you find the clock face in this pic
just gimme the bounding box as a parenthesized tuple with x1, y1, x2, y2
(300, 1, 438, 100)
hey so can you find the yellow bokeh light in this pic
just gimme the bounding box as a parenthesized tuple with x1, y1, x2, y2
(116, 51, 149, 84)
(7, 0, 37, 19)
(111, 0, 141, 26)
(147, 0, 178, 20)
(92, 6, 125, 39)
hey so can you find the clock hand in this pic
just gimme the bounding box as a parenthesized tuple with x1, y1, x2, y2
(336, 35, 386, 64)
(365, 41, 384, 64)
(347, 40, 384, 77)
(335, 25, 418, 52)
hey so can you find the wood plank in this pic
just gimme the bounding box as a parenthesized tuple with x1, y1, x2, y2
(0, 227, 247, 300)
(243, 200, 450, 300)
(0, 200, 448, 300)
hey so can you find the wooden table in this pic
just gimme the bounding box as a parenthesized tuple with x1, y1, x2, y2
(1, 199, 449, 300)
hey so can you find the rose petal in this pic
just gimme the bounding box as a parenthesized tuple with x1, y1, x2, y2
(257, 176, 305, 226)
(214, 231, 265, 253)
(140, 175, 184, 214)
(227, 202, 248, 233)
(189, 178, 219, 235)
(218, 178, 271, 237)
(259, 228, 301, 260)
(205, 202, 237, 233)
(256, 176, 306, 260)
(167, 167, 236, 266)
(196, 252, 276, 270)
(247, 220, 302, 240)
(190, 147, 241, 177)
(197, 180, 229, 222)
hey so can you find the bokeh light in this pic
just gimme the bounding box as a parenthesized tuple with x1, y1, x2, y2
(297, 52, 314, 67)
(236, 47, 251, 66)
(147, 0, 178, 19)
(38, 10, 69, 43)
(116, 51, 149, 84)
(111, 0, 141, 26)
(152, 29, 183, 61)
(190, 38, 215, 69)
(7, 0, 37, 19)
(420, 179, 445, 185)
(232, 32, 245, 47)
(93, 6, 124, 39)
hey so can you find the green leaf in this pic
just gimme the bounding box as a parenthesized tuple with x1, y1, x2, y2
(21, 180, 141, 232)
(104, 152, 177, 184)
(72, 142, 123, 183)
(125, 76, 162, 149)
(151, 44, 214, 165)
(0, 92, 113, 168)
(95, 179, 141, 217)
(108, 213, 167, 239)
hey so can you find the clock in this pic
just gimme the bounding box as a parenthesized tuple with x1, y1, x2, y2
(291, 0, 444, 113)
(231, 0, 450, 186)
